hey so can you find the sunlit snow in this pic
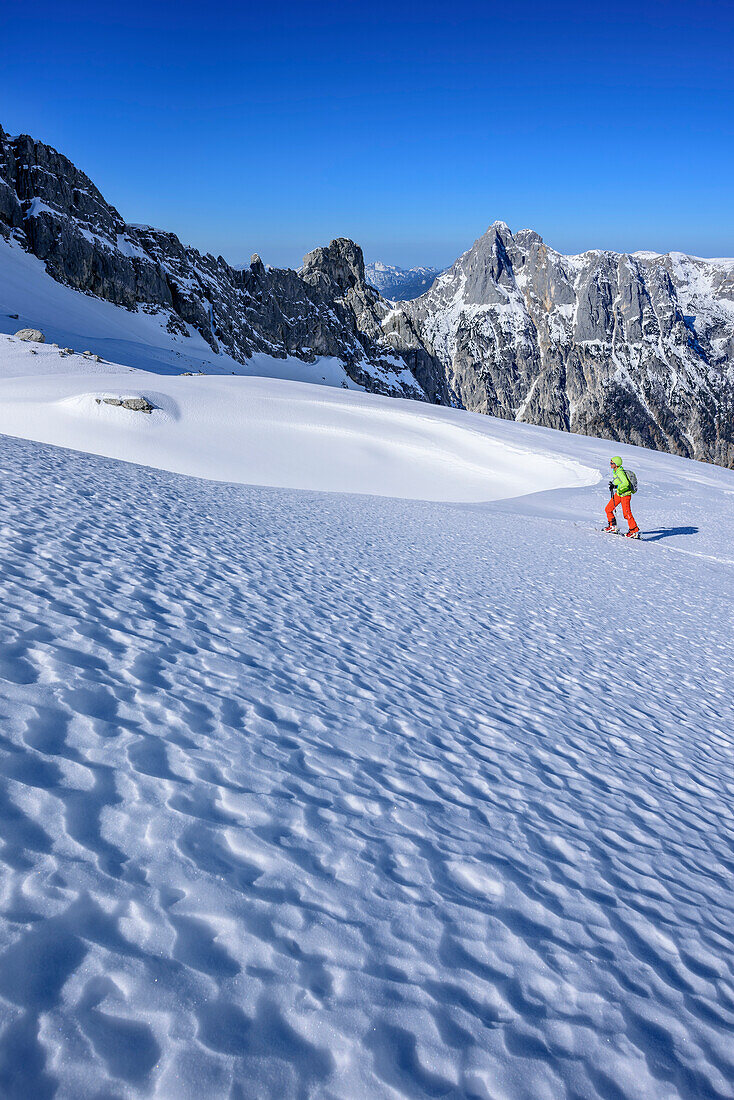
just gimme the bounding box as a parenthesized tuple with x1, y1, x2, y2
(0, 260, 732, 1098)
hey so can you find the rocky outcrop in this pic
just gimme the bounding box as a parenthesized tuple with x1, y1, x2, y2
(397, 223, 734, 467)
(14, 328, 45, 342)
(0, 123, 447, 404)
(96, 396, 155, 413)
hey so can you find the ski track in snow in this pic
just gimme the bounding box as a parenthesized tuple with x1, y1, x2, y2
(0, 434, 732, 1098)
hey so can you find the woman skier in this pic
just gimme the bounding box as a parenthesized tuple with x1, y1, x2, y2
(605, 456, 640, 538)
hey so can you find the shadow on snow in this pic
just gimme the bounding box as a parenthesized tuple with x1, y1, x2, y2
(642, 526, 699, 542)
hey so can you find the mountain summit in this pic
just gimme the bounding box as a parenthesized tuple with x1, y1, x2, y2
(388, 222, 733, 466)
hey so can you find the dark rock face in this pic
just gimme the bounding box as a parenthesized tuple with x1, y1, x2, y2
(398, 223, 734, 467)
(0, 123, 447, 404)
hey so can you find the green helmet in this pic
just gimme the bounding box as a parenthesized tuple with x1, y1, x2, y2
(611, 456, 622, 466)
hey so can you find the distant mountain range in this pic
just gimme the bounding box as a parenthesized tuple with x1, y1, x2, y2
(1, 121, 732, 467)
(365, 262, 442, 300)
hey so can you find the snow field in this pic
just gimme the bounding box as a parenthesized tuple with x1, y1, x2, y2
(0, 429, 731, 1098)
(0, 335, 597, 502)
(0, 250, 733, 1096)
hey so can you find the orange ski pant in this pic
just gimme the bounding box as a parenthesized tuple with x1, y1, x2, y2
(606, 493, 638, 531)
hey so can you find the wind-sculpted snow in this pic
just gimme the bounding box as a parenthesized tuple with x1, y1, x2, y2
(0, 334, 595, 503)
(0, 430, 732, 1098)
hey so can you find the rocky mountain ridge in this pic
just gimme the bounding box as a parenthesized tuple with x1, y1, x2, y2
(1, 122, 732, 466)
(389, 223, 733, 466)
(0, 123, 447, 403)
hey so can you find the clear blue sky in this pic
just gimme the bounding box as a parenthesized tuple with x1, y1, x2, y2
(1, 0, 732, 268)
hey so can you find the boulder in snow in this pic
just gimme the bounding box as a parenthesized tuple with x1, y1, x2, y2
(95, 396, 155, 414)
(14, 328, 45, 343)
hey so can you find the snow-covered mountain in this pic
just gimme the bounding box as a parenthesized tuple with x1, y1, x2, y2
(1, 121, 732, 468)
(386, 222, 734, 467)
(0, 123, 446, 404)
(365, 261, 442, 300)
(0, 326, 732, 1097)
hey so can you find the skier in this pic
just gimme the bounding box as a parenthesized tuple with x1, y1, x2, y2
(605, 456, 640, 538)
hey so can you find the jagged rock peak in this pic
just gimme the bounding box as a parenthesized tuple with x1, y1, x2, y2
(453, 222, 518, 302)
(302, 238, 367, 292)
(0, 123, 125, 239)
(402, 221, 734, 467)
(514, 228, 545, 249)
(0, 120, 449, 404)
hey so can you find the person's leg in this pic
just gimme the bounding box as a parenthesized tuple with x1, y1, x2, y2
(605, 494, 621, 526)
(621, 495, 638, 532)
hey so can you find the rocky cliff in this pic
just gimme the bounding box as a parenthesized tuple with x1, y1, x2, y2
(392, 223, 733, 466)
(0, 123, 447, 403)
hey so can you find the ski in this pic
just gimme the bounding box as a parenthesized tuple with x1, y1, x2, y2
(599, 528, 642, 540)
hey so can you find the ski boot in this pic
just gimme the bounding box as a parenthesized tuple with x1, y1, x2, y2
(604, 521, 617, 533)
(625, 528, 640, 539)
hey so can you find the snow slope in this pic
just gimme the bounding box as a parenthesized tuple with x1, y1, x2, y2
(0, 334, 596, 502)
(0, 340, 733, 1097)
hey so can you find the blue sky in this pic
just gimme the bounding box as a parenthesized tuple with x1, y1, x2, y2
(1, 0, 732, 268)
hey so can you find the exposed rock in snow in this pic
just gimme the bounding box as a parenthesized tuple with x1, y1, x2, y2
(13, 327, 44, 342)
(95, 395, 155, 413)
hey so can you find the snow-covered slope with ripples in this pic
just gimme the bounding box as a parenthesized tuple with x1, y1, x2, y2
(0, 333, 595, 502)
(0, 334, 732, 1099)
